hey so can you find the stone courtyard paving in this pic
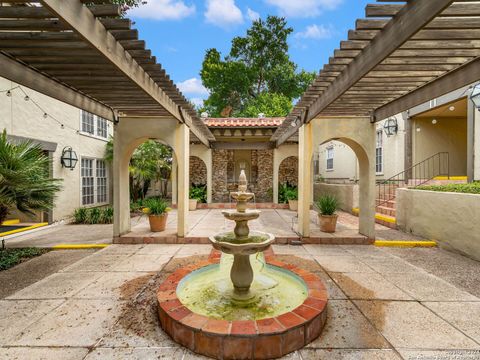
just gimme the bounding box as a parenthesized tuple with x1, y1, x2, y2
(1, 244, 479, 360)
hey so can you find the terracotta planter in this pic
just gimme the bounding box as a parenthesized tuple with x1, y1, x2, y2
(288, 199, 298, 211)
(148, 213, 168, 232)
(318, 214, 338, 233)
(189, 199, 198, 211)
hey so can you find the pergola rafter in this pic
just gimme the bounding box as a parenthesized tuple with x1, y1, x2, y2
(0, 0, 215, 146)
(272, 0, 480, 146)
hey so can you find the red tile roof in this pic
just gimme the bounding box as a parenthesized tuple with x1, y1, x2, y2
(204, 117, 285, 128)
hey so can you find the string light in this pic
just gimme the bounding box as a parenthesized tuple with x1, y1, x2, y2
(2, 85, 82, 134)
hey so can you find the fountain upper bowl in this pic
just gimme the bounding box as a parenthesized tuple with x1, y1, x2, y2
(222, 209, 260, 221)
(209, 231, 275, 255)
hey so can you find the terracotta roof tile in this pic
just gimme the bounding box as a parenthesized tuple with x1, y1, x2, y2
(204, 117, 285, 128)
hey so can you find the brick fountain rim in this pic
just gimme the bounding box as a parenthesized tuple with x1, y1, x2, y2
(157, 252, 328, 360)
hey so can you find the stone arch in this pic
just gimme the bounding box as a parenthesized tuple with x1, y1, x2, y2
(298, 118, 376, 239)
(189, 155, 207, 186)
(113, 117, 189, 238)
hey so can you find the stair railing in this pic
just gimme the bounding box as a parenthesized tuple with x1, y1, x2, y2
(376, 152, 449, 210)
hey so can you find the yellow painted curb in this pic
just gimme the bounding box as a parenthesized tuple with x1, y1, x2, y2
(352, 208, 396, 224)
(52, 244, 110, 250)
(0, 222, 48, 237)
(375, 240, 437, 248)
(1, 219, 20, 225)
(433, 176, 467, 181)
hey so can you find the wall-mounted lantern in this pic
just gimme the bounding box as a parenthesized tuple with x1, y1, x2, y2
(60, 146, 78, 171)
(383, 117, 398, 137)
(469, 83, 480, 110)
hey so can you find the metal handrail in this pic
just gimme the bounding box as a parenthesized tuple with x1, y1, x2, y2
(375, 152, 449, 210)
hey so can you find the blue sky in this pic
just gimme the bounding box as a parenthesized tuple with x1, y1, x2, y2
(127, 0, 371, 106)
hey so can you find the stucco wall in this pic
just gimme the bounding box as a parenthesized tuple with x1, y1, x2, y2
(474, 107, 480, 181)
(0, 77, 113, 222)
(396, 188, 480, 261)
(313, 183, 359, 212)
(318, 114, 405, 181)
(412, 116, 467, 176)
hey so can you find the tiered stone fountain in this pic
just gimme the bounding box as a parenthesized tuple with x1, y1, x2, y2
(209, 170, 275, 300)
(157, 171, 328, 359)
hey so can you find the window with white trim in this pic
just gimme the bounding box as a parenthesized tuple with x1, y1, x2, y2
(81, 158, 108, 206)
(81, 158, 94, 205)
(97, 117, 107, 138)
(80, 110, 108, 139)
(81, 110, 94, 135)
(376, 130, 383, 174)
(96, 160, 107, 203)
(326, 146, 334, 170)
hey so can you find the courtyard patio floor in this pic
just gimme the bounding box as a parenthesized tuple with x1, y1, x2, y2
(0, 243, 479, 359)
(119, 209, 386, 244)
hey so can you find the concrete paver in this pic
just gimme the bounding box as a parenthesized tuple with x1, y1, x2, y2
(1, 243, 479, 359)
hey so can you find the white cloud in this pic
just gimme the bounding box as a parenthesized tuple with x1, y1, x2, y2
(265, 0, 343, 18)
(247, 8, 260, 21)
(178, 78, 209, 96)
(128, 0, 195, 20)
(190, 98, 205, 108)
(295, 24, 334, 40)
(205, 0, 244, 29)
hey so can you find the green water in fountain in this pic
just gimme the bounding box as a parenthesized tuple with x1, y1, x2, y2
(177, 253, 308, 321)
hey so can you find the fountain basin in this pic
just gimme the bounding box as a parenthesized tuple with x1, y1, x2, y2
(157, 255, 328, 360)
(209, 230, 274, 252)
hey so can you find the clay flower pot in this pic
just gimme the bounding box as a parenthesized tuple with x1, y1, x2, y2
(148, 213, 168, 232)
(288, 199, 298, 211)
(189, 199, 198, 211)
(318, 214, 338, 233)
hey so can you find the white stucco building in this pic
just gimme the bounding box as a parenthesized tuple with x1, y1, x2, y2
(0, 77, 113, 223)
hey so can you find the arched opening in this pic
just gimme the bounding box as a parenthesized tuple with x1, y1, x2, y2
(278, 156, 298, 204)
(189, 155, 208, 203)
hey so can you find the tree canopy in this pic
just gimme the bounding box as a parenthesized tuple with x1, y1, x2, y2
(200, 16, 316, 118)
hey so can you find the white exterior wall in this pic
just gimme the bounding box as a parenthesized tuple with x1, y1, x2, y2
(0, 77, 113, 222)
(474, 106, 480, 181)
(318, 115, 405, 181)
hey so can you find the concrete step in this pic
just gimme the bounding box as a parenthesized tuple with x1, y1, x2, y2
(376, 199, 396, 207)
(376, 205, 396, 217)
(352, 208, 397, 229)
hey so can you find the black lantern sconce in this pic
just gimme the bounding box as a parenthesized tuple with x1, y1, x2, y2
(60, 146, 78, 171)
(383, 117, 398, 137)
(469, 83, 480, 110)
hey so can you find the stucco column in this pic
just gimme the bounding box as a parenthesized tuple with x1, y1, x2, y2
(273, 149, 279, 204)
(298, 123, 313, 237)
(357, 131, 376, 240)
(176, 124, 190, 237)
(113, 123, 131, 237)
(171, 156, 177, 205)
(206, 148, 213, 203)
(467, 99, 476, 182)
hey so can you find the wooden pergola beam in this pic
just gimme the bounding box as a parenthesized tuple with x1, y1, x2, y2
(0, 52, 114, 121)
(373, 57, 480, 121)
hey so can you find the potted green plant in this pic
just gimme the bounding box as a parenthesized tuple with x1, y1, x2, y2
(285, 187, 298, 211)
(189, 185, 207, 211)
(315, 195, 339, 233)
(143, 197, 171, 232)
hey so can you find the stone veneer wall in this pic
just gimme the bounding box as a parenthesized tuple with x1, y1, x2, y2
(212, 149, 274, 202)
(212, 149, 229, 202)
(252, 149, 273, 202)
(189, 156, 207, 185)
(279, 156, 298, 186)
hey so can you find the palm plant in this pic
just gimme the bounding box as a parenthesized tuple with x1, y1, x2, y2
(0, 131, 62, 224)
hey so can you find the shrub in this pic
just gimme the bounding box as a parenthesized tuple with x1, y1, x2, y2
(72, 207, 114, 224)
(0, 248, 48, 271)
(189, 184, 207, 203)
(416, 182, 480, 195)
(315, 195, 338, 216)
(101, 207, 114, 224)
(279, 182, 298, 203)
(143, 197, 171, 216)
(73, 208, 88, 224)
